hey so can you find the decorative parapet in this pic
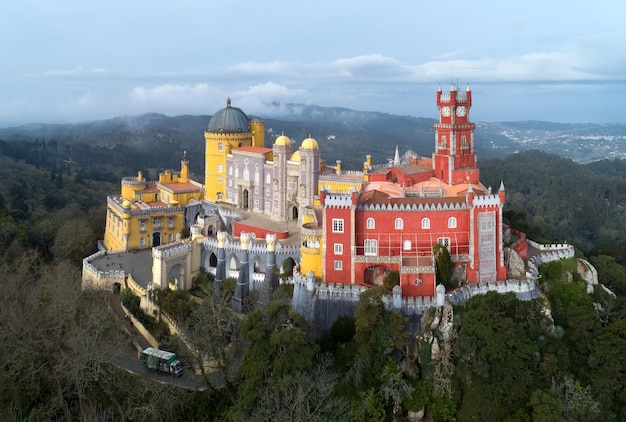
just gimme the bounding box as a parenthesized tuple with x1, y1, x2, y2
(82, 251, 126, 287)
(400, 265, 435, 274)
(293, 273, 365, 300)
(527, 240, 575, 267)
(127, 274, 146, 296)
(357, 201, 467, 212)
(471, 194, 501, 208)
(301, 226, 323, 238)
(382, 294, 435, 315)
(354, 255, 401, 264)
(324, 193, 353, 208)
(152, 241, 193, 259)
(446, 279, 540, 307)
(121, 176, 148, 188)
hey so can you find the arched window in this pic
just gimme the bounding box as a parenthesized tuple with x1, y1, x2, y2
(448, 217, 457, 228)
(266, 173, 271, 185)
(439, 135, 447, 148)
(364, 239, 378, 256)
(421, 218, 430, 229)
(243, 168, 249, 181)
(395, 218, 403, 230)
(461, 135, 469, 149)
(366, 218, 375, 229)
(228, 166, 233, 176)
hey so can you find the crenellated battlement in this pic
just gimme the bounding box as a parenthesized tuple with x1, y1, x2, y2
(471, 194, 502, 208)
(324, 193, 354, 208)
(358, 200, 467, 212)
(152, 241, 192, 259)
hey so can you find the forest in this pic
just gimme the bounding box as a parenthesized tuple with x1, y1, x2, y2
(1, 133, 626, 420)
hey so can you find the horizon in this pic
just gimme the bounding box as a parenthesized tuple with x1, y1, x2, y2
(2, 101, 625, 130)
(1, 1, 624, 126)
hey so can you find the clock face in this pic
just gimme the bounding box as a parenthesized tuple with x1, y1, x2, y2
(441, 106, 450, 117)
(456, 106, 466, 117)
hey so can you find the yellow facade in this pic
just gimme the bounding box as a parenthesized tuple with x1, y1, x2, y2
(203, 101, 265, 201)
(103, 154, 204, 251)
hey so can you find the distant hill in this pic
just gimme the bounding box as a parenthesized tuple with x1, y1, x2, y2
(1, 104, 626, 171)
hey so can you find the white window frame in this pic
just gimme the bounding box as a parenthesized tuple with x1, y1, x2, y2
(334, 260, 343, 270)
(334, 243, 343, 255)
(366, 217, 375, 229)
(448, 217, 457, 228)
(438, 237, 451, 249)
(332, 218, 344, 233)
(421, 218, 430, 229)
(218, 142, 223, 151)
(364, 239, 378, 256)
(395, 218, 404, 230)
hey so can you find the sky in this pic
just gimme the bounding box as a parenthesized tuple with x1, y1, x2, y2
(1, 0, 625, 126)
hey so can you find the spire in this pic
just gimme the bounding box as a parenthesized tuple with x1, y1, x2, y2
(499, 180, 505, 190)
(393, 145, 400, 165)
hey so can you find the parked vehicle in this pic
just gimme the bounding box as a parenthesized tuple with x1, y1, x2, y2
(140, 347, 183, 376)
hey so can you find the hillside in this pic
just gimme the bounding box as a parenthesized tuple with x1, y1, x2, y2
(2, 105, 626, 172)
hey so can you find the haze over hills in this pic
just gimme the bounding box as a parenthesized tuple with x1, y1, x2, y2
(1, 103, 625, 170)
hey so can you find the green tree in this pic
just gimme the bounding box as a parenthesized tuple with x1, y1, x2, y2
(233, 302, 318, 419)
(453, 292, 543, 420)
(433, 243, 454, 289)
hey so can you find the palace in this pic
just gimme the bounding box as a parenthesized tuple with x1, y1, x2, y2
(88, 85, 525, 312)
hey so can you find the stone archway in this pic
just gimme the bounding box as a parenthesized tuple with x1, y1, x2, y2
(167, 263, 186, 290)
(208, 252, 218, 269)
(291, 206, 298, 220)
(242, 189, 249, 210)
(152, 232, 161, 247)
(364, 265, 386, 286)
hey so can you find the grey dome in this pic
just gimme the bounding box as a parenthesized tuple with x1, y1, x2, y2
(207, 98, 250, 133)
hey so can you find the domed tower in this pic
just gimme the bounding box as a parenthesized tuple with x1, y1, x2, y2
(271, 134, 292, 221)
(204, 98, 265, 201)
(298, 136, 321, 221)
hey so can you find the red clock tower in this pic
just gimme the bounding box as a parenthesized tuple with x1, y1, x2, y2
(433, 84, 479, 185)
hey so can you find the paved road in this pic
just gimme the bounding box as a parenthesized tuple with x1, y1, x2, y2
(109, 293, 220, 390)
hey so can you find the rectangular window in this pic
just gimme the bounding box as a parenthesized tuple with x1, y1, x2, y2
(168, 217, 175, 229)
(364, 239, 378, 256)
(265, 202, 270, 210)
(254, 199, 259, 209)
(255, 186, 259, 194)
(152, 219, 161, 229)
(334, 243, 343, 255)
(140, 220, 147, 232)
(218, 142, 223, 151)
(334, 260, 343, 270)
(332, 218, 344, 233)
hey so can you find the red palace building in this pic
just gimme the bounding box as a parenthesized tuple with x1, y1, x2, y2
(318, 84, 507, 297)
